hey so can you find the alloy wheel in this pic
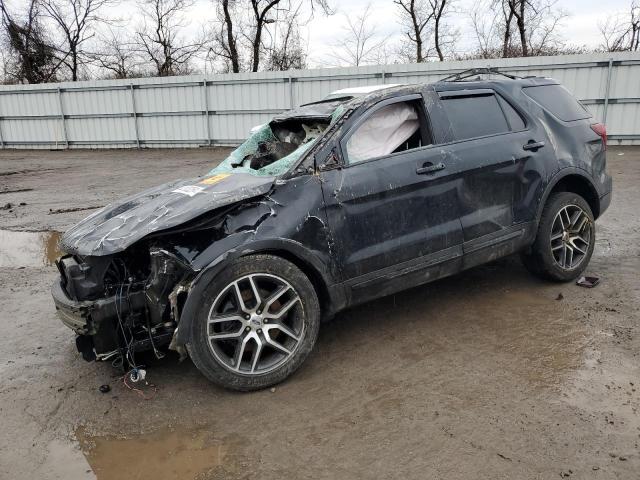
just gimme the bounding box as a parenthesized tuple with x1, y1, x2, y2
(206, 273, 304, 375)
(550, 204, 592, 270)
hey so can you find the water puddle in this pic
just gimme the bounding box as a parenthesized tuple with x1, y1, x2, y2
(76, 426, 238, 480)
(39, 439, 95, 479)
(0, 229, 63, 268)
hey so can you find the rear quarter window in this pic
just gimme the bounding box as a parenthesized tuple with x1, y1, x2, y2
(523, 84, 591, 121)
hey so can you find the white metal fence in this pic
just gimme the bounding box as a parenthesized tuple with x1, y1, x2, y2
(0, 52, 638, 149)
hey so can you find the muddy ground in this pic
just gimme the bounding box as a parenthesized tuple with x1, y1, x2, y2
(0, 147, 639, 480)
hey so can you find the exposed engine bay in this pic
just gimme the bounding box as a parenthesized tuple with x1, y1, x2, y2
(55, 246, 192, 365)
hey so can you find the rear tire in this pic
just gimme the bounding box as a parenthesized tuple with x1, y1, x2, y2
(521, 192, 595, 282)
(187, 254, 320, 391)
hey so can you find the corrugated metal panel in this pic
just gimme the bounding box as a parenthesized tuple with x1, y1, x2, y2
(0, 52, 638, 148)
(63, 88, 131, 115)
(137, 115, 206, 141)
(66, 117, 133, 142)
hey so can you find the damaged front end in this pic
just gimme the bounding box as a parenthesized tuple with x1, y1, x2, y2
(52, 245, 192, 363)
(51, 98, 349, 367)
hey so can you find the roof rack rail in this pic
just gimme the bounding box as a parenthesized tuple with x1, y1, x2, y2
(440, 67, 519, 82)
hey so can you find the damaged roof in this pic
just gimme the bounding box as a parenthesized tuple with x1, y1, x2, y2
(271, 99, 349, 123)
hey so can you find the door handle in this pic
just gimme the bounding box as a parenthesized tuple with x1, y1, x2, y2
(523, 140, 545, 151)
(416, 162, 445, 175)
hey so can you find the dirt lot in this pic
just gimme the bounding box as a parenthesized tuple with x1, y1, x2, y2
(1, 146, 639, 479)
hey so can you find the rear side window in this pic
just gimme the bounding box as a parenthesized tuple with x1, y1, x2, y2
(440, 94, 511, 141)
(523, 84, 591, 121)
(497, 95, 526, 131)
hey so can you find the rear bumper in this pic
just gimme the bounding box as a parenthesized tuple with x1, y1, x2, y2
(599, 190, 612, 216)
(597, 171, 612, 217)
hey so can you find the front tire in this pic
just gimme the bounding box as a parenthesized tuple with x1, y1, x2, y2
(187, 254, 320, 391)
(522, 192, 595, 282)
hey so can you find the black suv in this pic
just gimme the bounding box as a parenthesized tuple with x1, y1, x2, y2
(52, 69, 612, 391)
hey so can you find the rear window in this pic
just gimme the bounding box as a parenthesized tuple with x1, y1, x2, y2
(440, 93, 510, 140)
(523, 84, 591, 121)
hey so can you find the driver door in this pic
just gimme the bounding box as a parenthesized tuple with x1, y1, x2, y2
(318, 94, 464, 304)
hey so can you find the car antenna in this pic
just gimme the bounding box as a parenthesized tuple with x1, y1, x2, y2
(440, 67, 520, 82)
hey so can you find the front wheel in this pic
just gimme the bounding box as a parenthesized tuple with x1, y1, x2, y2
(187, 254, 320, 391)
(521, 192, 595, 282)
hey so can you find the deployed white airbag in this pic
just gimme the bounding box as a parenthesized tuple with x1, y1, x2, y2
(346, 102, 420, 163)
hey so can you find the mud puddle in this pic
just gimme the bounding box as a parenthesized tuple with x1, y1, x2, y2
(371, 260, 592, 388)
(0, 229, 63, 267)
(76, 426, 239, 480)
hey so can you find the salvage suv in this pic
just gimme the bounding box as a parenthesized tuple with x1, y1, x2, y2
(52, 68, 612, 391)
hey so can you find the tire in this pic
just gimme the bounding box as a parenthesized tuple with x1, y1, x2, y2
(521, 192, 596, 282)
(187, 254, 320, 391)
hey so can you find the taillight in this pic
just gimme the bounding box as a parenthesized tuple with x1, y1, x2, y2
(590, 123, 607, 150)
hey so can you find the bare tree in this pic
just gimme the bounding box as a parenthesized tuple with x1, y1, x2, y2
(136, 0, 205, 76)
(394, 0, 433, 62)
(248, 0, 282, 72)
(506, 0, 528, 56)
(0, 0, 61, 83)
(90, 27, 140, 78)
(212, 0, 331, 73)
(600, 1, 639, 52)
(217, 0, 241, 72)
(469, 0, 499, 58)
(508, 0, 568, 56)
(324, 3, 389, 66)
(467, 0, 566, 58)
(394, 0, 456, 62)
(468, 0, 514, 58)
(42, 0, 116, 81)
(266, 4, 306, 70)
(498, 0, 513, 57)
(430, 0, 456, 60)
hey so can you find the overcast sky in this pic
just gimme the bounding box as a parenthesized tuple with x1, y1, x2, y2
(179, 0, 632, 67)
(302, 0, 631, 65)
(5, 0, 634, 71)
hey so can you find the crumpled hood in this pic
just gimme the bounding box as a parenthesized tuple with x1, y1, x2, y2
(61, 172, 276, 256)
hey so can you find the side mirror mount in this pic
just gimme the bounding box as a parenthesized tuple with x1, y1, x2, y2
(318, 147, 341, 171)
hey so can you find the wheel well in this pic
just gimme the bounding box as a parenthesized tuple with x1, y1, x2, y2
(260, 249, 331, 317)
(548, 174, 600, 218)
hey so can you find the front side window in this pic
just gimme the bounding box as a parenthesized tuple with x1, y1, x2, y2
(440, 93, 512, 141)
(345, 100, 430, 164)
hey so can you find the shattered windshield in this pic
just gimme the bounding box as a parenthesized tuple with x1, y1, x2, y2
(208, 103, 347, 177)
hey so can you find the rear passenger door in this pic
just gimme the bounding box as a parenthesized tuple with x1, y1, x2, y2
(435, 89, 536, 265)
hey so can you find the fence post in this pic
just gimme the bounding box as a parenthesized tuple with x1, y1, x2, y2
(603, 58, 614, 125)
(202, 77, 211, 146)
(57, 88, 69, 149)
(0, 96, 4, 148)
(288, 75, 294, 109)
(130, 84, 140, 149)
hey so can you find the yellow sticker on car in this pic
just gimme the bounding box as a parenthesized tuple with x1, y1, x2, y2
(200, 173, 231, 185)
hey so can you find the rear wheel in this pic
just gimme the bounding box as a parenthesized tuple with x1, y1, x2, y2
(187, 254, 320, 391)
(522, 192, 595, 281)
